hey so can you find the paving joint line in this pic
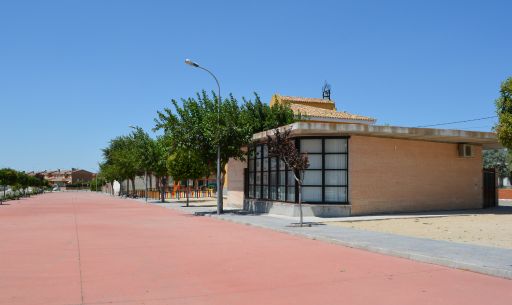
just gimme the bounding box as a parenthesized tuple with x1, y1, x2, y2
(72, 195, 85, 305)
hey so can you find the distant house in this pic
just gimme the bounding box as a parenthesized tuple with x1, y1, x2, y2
(225, 94, 500, 217)
(39, 169, 94, 186)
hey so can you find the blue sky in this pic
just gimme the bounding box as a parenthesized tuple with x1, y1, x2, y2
(0, 0, 511, 172)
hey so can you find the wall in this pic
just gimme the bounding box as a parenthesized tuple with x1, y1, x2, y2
(225, 158, 245, 208)
(349, 135, 483, 215)
(71, 170, 94, 184)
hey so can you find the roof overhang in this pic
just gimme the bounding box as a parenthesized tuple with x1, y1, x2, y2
(253, 122, 502, 150)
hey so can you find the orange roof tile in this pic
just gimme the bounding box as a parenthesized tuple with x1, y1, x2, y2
(278, 95, 336, 105)
(290, 103, 375, 122)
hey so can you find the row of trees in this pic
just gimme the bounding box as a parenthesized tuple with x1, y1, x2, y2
(0, 168, 47, 203)
(99, 91, 297, 209)
(99, 128, 168, 195)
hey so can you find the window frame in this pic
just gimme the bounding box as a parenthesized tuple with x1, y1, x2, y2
(246, 136, 349, 205)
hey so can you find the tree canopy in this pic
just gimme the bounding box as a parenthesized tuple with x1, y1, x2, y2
(483, 149, 511, 186)
(495, 77, 512, 148)
(155, 91, 298, 212)
(167, 148, 209, 183)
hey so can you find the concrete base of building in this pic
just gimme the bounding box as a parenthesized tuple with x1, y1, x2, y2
(243, 198, 351, 217)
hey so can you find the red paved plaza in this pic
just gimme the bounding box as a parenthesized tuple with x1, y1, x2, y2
(0, 192, 511, 305)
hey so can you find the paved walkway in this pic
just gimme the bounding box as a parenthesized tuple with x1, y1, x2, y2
(151, 198, 512, 279)
(1, 192, 512, 305)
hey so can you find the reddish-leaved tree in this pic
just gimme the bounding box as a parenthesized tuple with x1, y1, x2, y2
(266, 128, 310, 226)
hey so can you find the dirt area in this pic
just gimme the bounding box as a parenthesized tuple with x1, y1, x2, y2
(328, 209, 512, 249)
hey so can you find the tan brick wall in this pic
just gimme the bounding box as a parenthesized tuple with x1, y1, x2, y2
(349, 135, 483, 215)
(226, 158, 245, 208)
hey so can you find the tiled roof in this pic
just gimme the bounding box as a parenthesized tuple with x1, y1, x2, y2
(278, 95, 336, 105)
(290, 103, 375, 122)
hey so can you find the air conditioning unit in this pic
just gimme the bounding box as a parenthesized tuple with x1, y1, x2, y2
(458, 144, 474, 157)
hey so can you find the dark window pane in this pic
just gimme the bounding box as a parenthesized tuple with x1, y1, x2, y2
(248, 159, 254, 172)
(255, 186, 261, 198)
(325, 170, 347, 185)
(270, 172, 277, 185)
(325, 187, 347, 202)
(270, 157, 277, 170)
(248, 185, 254, 198)
(303, 170, 322, 185)
(279, 159, 286, 170)
(325, 154, 347, 170)
(325, 139, 347, 153)
(255, 172, 261, 185)
(249, 172, 254, 185)
(278, 186, 286, 201)
(263, 157, 268, 171)
(300, 139, 322, 153)
(262, 186, 268, 199)
(287, 187, 295, 202)
(301, 186, 322, 202)
(270, 186, 277, 200)
(287, 171, 296, 186)
(262, 171, 268, 185)
(279, 171, 286, 185)
(306, 154, 322, 169)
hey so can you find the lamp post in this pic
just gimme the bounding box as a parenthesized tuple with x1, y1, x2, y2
(185, 59, 222, 214)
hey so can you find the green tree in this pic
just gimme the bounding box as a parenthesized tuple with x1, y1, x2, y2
(16, 172, 30, 197)
(152, 136, 171, 202)
(495, 77, 512, 148)
(130, 126, 155, 198)
(240, 93, 297, 134)
(155, 91, 252, 212)
(155, 91, 297, 212)
(99, 162, 123, 195)
(483, 149, 511, 187)
(167, 148, 209, 207)
(101, 135, 139, 195)
(0, 168, 18, 203)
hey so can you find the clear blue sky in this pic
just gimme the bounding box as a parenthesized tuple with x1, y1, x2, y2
(1, 0, 511, 172)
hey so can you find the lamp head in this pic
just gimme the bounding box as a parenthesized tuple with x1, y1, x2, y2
(184, 59, 199, 67)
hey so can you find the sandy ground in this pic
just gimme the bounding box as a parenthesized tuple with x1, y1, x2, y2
(329, 210, 512, 249)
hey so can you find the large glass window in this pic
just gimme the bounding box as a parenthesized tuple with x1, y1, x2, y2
(246, 137, 348, 204)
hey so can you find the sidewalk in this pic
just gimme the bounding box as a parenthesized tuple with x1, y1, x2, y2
(148, 198, 512, 280)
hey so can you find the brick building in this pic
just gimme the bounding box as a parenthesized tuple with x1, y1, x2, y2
(38, 169, 95, 186)
(225, 95, 500, 217)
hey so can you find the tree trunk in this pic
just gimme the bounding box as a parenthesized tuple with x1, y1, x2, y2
(186, 179, 189, 207)
(131, 178, 136, 196)
(160, 176, 167, 203)
(218, 169, 227, 214)
(149, 175, 153, 190)
(298, 182, 303, 227)
(294, 173, 304, 227)
(126, 180, 129, 196)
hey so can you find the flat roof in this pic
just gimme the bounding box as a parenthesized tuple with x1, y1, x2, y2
(253, 122, 502, 150)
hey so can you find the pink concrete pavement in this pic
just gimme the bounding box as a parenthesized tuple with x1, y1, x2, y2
(0, 192, 511, 305)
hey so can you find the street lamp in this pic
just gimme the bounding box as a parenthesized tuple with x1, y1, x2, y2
(129, 125, 148, 203)
(184, 58, 222, 214)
